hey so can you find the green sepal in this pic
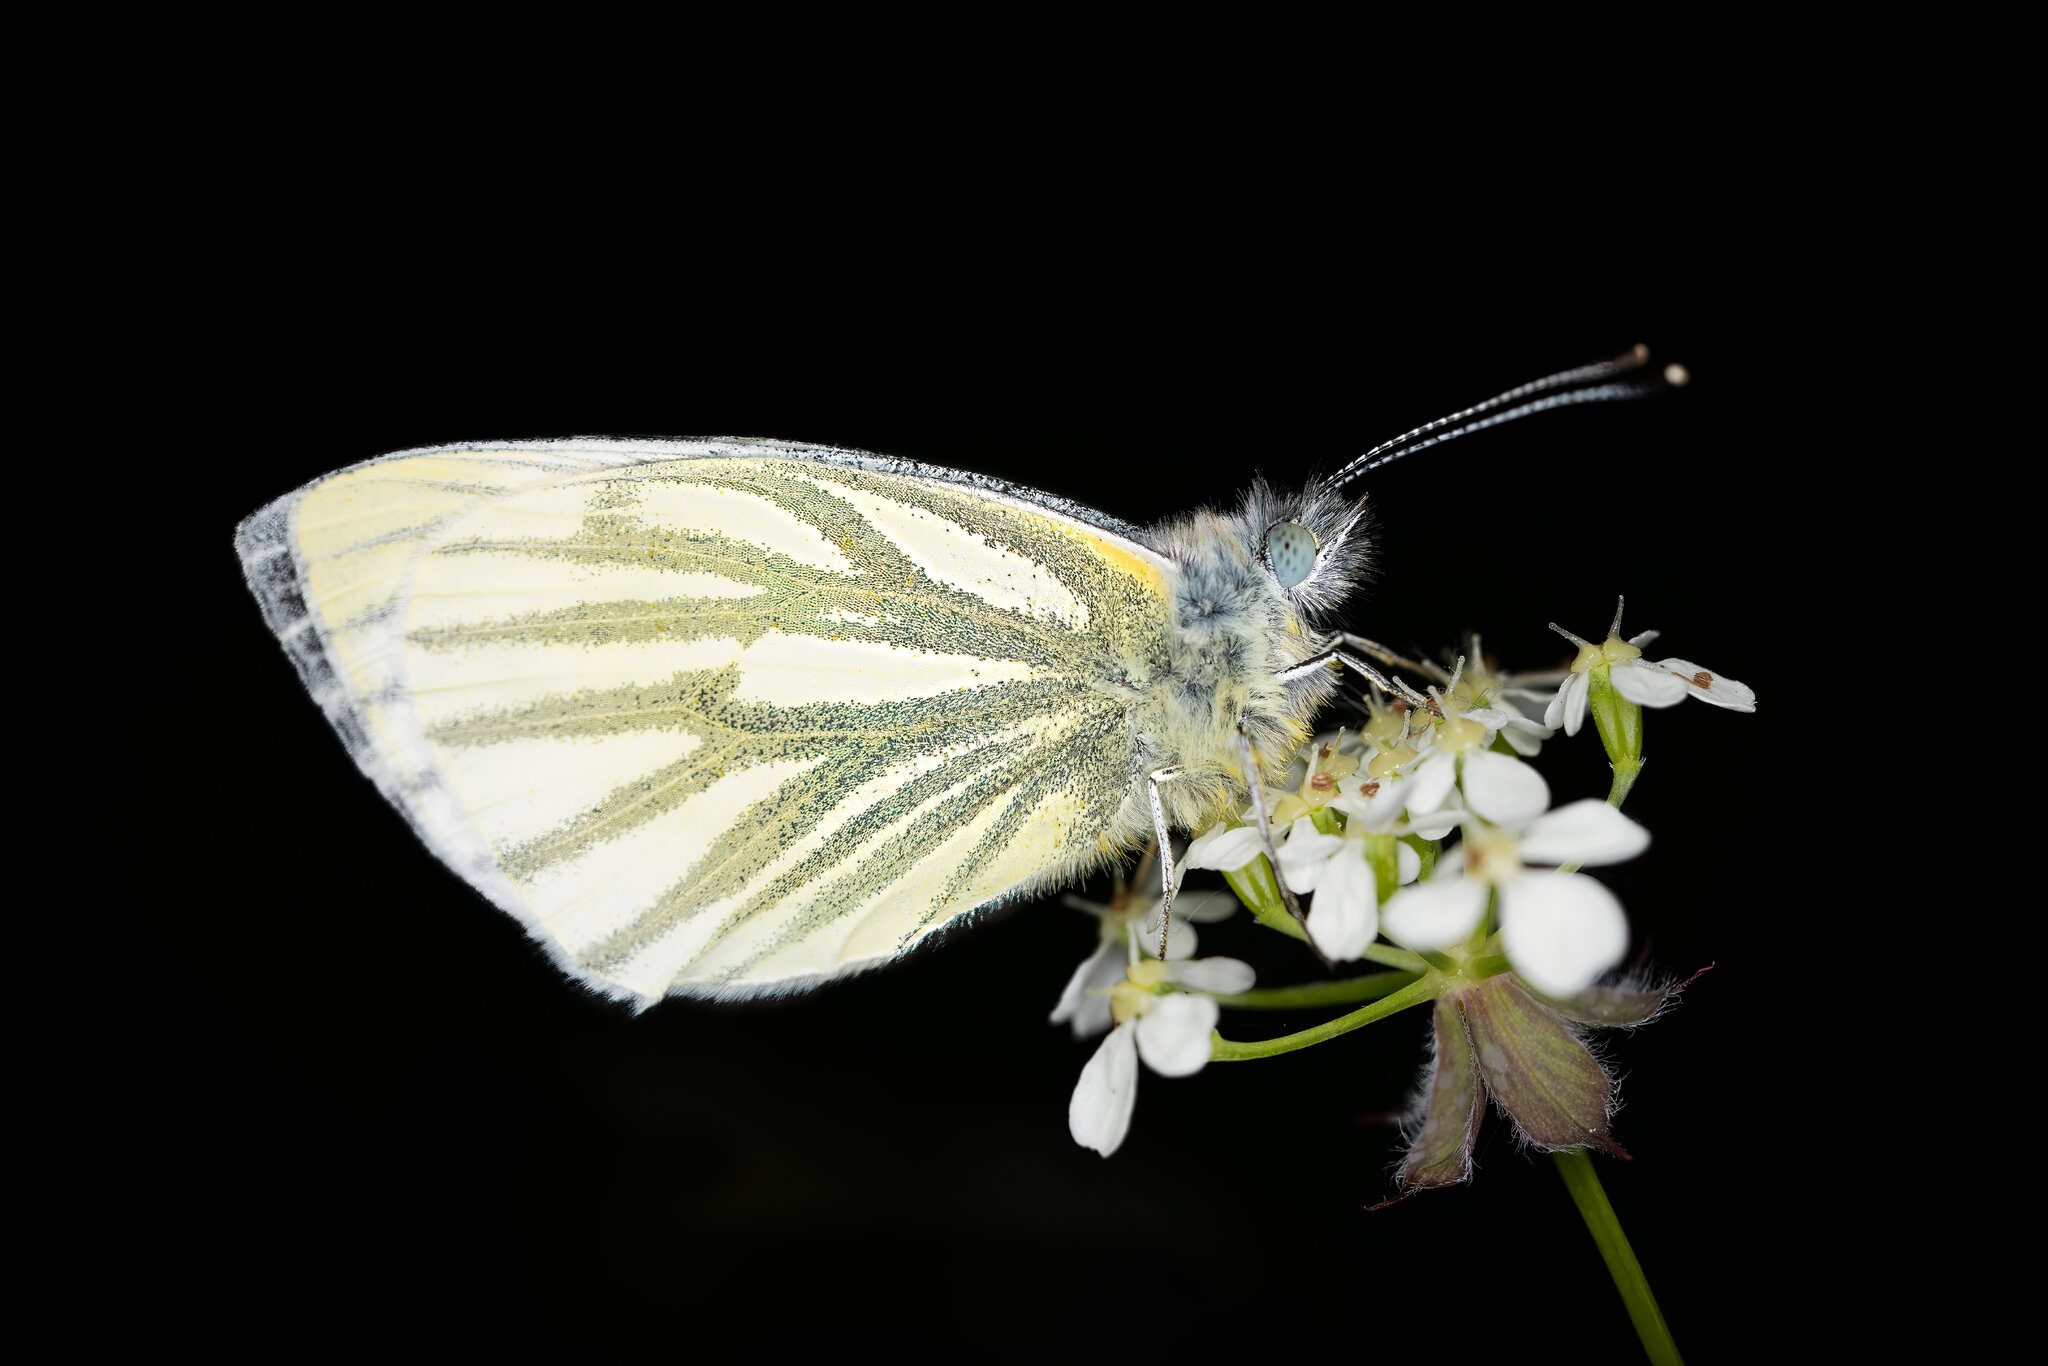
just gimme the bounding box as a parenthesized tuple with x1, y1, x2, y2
(1396, 999, 1486, 1194)
(1534, 981, 1677, 1029)
(1459, 976, 1626, 1156)
(1587, 661, 1642, 753)
(1223, 855, 1305, 942)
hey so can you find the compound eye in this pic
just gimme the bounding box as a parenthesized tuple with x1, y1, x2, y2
(1263, 521, 1319, 589)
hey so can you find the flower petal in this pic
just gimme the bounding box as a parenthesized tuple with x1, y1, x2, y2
(1505, 677, 1566, 697)
(1461, 704, 1518, 732)
(1174, 889, 1241, 924)
(1164, 956, 1256, 995)
(1381, 875, 1489, 951)
(1134, 993, 1219, 1076)
(1137, 902, 1202, 960)
(1518, 799, 1649, 867)
(1610, 659, 1688, 706)
(1406, 750, 1459, 815)
(1499, 873, 1630, 998)
(1182, 823, 1265, 873)
(1275, 816, 1346, 893)
(1179, 822, 1228, 866)
(1050, 940, 1124, 1037)
(1396, 839, 1422, 885)
(1305, 849, 1380, 961)
(1557, 672, 1592, 735)
(1331, 774, 1410, 830)
(1460, 749, 1552, 829)
(1656, 657, 1757, 712)
(1406, 806, 1462, 841)
(1069, 1024, 1140, 1156)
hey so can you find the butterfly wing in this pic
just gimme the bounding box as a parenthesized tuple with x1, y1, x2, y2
(238, 439, 1176, 1004)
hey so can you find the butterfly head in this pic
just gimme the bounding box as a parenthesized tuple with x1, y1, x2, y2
(1239, 478, 1373, 621)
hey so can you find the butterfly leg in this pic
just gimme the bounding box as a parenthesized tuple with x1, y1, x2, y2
(1331, 632, 1442, 680)
(1232, 722, 1331, 965)
(1275, 648, 1443, 716)
(1274, 646, 1395, 692)
(1146, 766, 1183, 959)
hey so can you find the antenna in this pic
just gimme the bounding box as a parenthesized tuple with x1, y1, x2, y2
(1327, 345, 1686, 493)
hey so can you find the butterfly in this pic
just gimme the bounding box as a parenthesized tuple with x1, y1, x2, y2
(237, 347, 1674, 1007)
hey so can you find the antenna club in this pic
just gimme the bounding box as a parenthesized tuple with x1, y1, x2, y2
(1630, 343, 1651, 363)
(1663, 363, 1691, 388)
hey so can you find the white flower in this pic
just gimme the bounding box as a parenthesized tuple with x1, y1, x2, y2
(1447, 634, 1561, 756)
(1358, 666, 1525, 839)
(1546, 604, 1757, 736)
(1272, 777, 1421, 961)
(1049, 889, 1237, 1039)
(1380, 772, 1649, 997)
(1068, 954, 1256, 1157)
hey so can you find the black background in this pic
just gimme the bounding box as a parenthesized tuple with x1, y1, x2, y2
(32, 26, 1944, 1363)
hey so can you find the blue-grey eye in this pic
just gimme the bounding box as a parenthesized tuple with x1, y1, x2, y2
(1263, 521, 1318, 589)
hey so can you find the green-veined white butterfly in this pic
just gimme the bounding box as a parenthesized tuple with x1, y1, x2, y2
(237, 346, 1674, 1006)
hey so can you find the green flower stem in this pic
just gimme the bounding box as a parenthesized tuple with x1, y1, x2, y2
(1211, 974, 1439, 1061)
(1558, 728, 1645, 875)
(1361, 943, 1430, 973)
(1552, 1149, 1684, 1366)
(1213, 970, 1418, 1010)
(1223, 857, 1306, 942)
(1555, 659, 1675, 1362)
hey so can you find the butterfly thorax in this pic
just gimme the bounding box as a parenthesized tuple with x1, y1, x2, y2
(1136, 508, 1339, 833)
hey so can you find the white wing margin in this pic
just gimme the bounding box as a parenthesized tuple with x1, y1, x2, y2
(237, 440, 1173, 1005)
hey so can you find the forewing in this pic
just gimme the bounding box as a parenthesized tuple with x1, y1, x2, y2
(239, 441, 1174, 1004)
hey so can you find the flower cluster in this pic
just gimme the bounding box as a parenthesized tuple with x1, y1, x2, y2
(1053, 603, 1754, 1194)
(1054, 883, 1253, 1155)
